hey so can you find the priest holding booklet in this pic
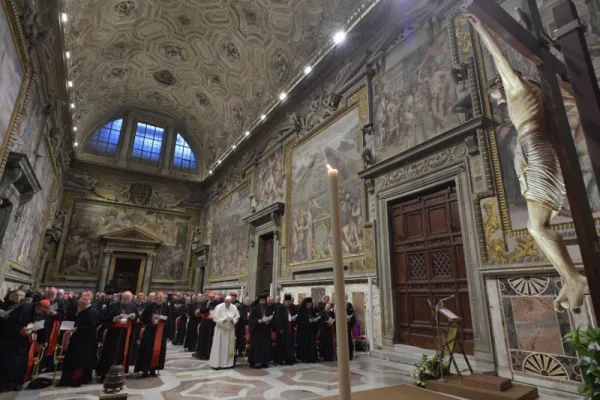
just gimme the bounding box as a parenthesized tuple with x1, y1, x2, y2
(135, 292, 169, 378)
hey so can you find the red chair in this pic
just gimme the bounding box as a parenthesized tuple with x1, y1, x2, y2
(26, 334, 46, 382)
(53, 330, 74, 382)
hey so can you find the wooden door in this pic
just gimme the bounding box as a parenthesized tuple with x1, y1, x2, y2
(256, 235, 274, 296)
(391, 185, 473, 354)
(114, 258, 141, 293)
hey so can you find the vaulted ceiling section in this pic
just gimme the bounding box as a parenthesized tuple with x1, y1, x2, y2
(62, 0, 366, 166)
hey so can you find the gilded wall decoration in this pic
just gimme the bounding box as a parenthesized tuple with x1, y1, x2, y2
(255, 148, 285, 210)
(0, 0, 30, 170)
(209, 181, 251, 281)
(57, 200, 191, 281)
(7, 135, 57, 272)
(8, 80, 45, 159)
(480, 0, 600, 240)
(372, 17, 461, 162)
(497, 275, 592, 383)
(285, 105, 364, 267)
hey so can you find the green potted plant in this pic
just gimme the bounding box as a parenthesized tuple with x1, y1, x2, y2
(564, 327, 600, 398)
(411, 354, 450, 388)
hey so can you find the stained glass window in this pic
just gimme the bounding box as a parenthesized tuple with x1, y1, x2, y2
(131, 122, 164, 166)
(85, 119, 123, 157)
(172, 133, 197, 172)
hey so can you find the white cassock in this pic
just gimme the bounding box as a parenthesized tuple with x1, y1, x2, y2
(208, 302, 240, 368)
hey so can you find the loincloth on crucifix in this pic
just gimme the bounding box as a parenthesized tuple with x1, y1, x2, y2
(514, 124, 567, 212)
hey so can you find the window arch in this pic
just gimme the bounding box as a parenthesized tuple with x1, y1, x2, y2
(85, 118, 123, 157)
(172, 133, 197, 172)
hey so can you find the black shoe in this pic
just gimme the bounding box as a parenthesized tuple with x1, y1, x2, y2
(149, 371, 157, 377)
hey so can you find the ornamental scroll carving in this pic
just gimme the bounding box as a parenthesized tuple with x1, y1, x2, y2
(378, 145, 467, 190)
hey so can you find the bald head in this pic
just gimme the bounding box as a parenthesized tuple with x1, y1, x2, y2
(121, 291, 133, 304)
(46, 287, 57, 301)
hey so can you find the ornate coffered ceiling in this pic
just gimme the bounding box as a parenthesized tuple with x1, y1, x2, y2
(62, 0, 365, 167)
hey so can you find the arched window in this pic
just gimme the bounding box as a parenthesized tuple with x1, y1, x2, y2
(85, 118, 123, 157)
(172, 133, 197, 172)
(131, 122, 164, 166)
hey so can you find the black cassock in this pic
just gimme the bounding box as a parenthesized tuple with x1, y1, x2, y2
(169, 300, 184, 342)
(59, 306, 99, 387)
(248, 305, 272, 367)
(334, 302, 356, 360)
(235, 303, 250, 358)
(273, 304, 297, 365)
(128, 301, 146, 366)
(0, 303, 43, 391)
(96, 302, 139, 379)
(194, 300, 216, 360)
(135, 302, 169, 374)
(172, 301, 187, 345)
(319, 311, 336, 361)
(183, 302, 200, 351)
(296, 307, 319, 363)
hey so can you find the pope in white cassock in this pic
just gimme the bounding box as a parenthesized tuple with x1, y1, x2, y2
(209, 296, 240, 369)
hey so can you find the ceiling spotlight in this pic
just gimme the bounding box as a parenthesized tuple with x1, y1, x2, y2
(208, 170, 213, 175)
(70, 103, 75, 109)
(217, 160, 221, 165)
(260, 114, 266, 121)
(244, 130, 250, 137)
(304, 65, 313, 75)
(279, 92, 287, 101)
(232, 144, 237, 149)
(72, 126, 77, 132)
(333, 30, 346, 44)
(67, 81, 73, 88)
(61, 12, 68, 23)
(65, 51, 71, 59)
(73, 141, 79, 147)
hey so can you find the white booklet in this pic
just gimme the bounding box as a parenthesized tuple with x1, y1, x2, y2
(50, 302, 59, 312)
(327, 317, 335, 324)
(60, 321, 75, 330)
(261, 314, 273, 322)
(288, 314, 297, 322)
(32, 320, 45, 331)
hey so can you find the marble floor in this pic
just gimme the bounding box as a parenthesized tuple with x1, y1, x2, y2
(1, 344, 416, 400)
(0, 344, 584, 400)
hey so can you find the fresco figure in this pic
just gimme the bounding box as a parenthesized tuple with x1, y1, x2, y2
(466, 11, 588, 313)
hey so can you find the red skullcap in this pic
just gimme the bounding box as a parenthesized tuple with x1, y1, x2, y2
(39, 299, 51, 308)
(137, 292, 144, 296)
(229, 292, 237, 297)
(157, 292, 165, 296)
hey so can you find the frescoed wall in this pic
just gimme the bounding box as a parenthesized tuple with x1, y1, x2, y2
(287, 107, 363, 265)
(58, 200, 191, 280)
(372, 19, 460, 162)
(0, 1, 24, 156)
(7, 138, 56, 271)
(209, 181, 251, 280)
(255, 148, 285, 210)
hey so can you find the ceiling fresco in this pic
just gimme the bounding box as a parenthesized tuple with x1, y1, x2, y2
(61, 0, 365, 166)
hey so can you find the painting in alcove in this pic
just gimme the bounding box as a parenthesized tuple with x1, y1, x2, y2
(0, 2, 24, 150)
(8, 139, 55, 270)
(59, 201, 191, 280)
(255, 148, 285, 210)
(372, 19, 460, 162)
(11, 83, 44, 158)
(288, 107, 363, 264)
(486, 0, 600, 232)
(209, 182, 251, 279)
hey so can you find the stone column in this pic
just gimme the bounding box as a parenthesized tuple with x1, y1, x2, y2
(142, 253, 155, 293)
(98, 249, 113, 292)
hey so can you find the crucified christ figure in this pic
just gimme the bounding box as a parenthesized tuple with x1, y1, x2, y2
(465, 10, 588, 313)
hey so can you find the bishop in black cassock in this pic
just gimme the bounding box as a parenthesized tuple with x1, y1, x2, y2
(296, 297, 319, 363)
(135, 292, 169, 377)
(248, 295, 272, 368)
(194, 294, 217, 360)
(58, 296, 99, 387)
(273, 294, 297, 365)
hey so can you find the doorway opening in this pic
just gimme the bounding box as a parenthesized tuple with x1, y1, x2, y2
(389, 184, 474, 354)
(256, 233, 274, 297)
(112, 257, 142, 293)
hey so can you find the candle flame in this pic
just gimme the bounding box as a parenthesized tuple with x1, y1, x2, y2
(326, 164, 333, 171)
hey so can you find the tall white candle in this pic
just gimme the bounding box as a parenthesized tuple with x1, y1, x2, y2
(327, 164, 352, 400)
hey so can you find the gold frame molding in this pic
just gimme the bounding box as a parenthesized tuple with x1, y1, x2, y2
(207, 179, 251, 283)
(281, 85, 371, 278)
(108, 252, 147, 294)
(0, 0, 33, 177)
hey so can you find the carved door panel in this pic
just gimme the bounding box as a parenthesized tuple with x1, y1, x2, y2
(256, 235, 274, 296)
(392, 185, 473, 354)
